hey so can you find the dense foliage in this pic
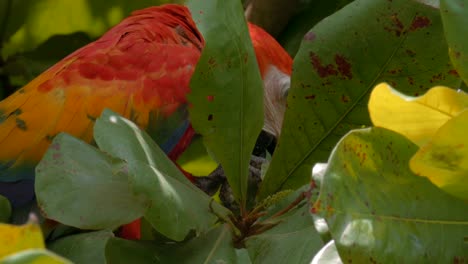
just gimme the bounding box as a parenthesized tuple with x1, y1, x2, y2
(0, 0, 467, 263)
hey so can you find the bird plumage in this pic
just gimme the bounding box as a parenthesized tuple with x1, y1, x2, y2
(0, 5, 293, 238)
(0, 5, 202, 186)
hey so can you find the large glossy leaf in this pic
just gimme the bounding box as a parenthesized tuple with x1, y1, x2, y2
(369, 83, 468, 146)
(48, 230, 114, 264)
(1, 249, 71, 264)
(186, 0, 264, 207)
(165, 224, 237, 263)
(313, 127, 468, 262)
(130, 160, 227, 241)
(410, 110, 468, 201)
(105, 239, 162, 264)
(278, 0, 354, 56)
(0, 0, 180, 59)
(0, 223, 44, 259)
(259, 0, 461, 200)
(94, 110, 229, 241)
(245, 189, 323, 264)
(236, 249, 252, 264)
(105, 225, 237, 263)
(94, 109, 188, 182)
(35, 133, 148, 230)
(440, 0, 468, 85)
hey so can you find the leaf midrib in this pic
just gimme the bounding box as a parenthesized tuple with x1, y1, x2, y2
(278, 15, 415, 191)
(332, 209, 468, 225)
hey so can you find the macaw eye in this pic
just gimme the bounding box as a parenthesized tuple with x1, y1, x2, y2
(280, 77, 291, 99)
(282, 87, 289, 98)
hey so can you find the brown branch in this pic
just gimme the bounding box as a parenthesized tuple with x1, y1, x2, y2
(244, 191, 307, 237)
(270, 191, 306, 219)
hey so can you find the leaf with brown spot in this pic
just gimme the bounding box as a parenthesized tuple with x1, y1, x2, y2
(409, 16, 432, 31)
(187, 0, 264, 207)
(278, 0, 355, 56)
(440, 0, 468, 85)
(313, 127, 468, 262)
(259, 0, 462, 199)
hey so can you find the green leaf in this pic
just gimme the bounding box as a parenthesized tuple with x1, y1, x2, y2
(440, 0, 468, 85)
(166, 224, 237, 263)
(0, 249, 71, 264)
(129, 160, 227, 241)
(259, 0, 461, 200)
(235, 249, 252, 264)
(0, 195, 11, 222)
(105, 239, 162, 264)
(313, 127, 468, 262)
(47, 230, 114, 264)
(1, 0, 178, 59)
(105, 225, 237, 263)
(35, 133, 147, 230)
(310, 241, 343, 264)
(94, 109, 188, 182)
(245, 190, 323, 264)
(311, 163, 331, 242)
(187, 0, 264, 206)
(94, 110, 230, 241)
(278, 0, 354, 56)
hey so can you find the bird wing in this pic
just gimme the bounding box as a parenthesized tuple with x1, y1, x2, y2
(0, 4, 204, 182)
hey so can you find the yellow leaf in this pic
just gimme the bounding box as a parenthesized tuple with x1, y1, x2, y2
(0, 223, 44, 259)
(368, 83, 468, 146)
(1, 249, 71, 264)
(177, 137, 217, 176)
(410, 110, 468, 201)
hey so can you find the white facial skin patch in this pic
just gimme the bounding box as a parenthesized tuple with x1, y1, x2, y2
(262, 65, 290, 139)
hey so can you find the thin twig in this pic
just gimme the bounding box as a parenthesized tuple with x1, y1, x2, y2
(270, 191, 306, 219)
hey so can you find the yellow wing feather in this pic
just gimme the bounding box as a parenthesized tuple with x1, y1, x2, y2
(0, 5, 203, 185)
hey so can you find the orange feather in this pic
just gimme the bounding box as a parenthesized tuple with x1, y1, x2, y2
(0, 5, 203, 184)
(0, 4, 293, 239)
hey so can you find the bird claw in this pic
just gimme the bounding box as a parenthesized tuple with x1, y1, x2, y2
(193, 130, 275, 211)
(192, 154, 268, 212)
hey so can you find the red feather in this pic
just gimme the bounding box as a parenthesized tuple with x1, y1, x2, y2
(0, 4, 293, 240)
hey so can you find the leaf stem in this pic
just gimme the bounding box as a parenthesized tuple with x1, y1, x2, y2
(233, 190, 308, 246)
(270, 191, 306, 219)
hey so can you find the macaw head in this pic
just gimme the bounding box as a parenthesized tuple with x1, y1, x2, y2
(248, 23, 293, 142)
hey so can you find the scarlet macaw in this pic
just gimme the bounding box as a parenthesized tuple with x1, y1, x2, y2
(0, 4, 292, 237)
